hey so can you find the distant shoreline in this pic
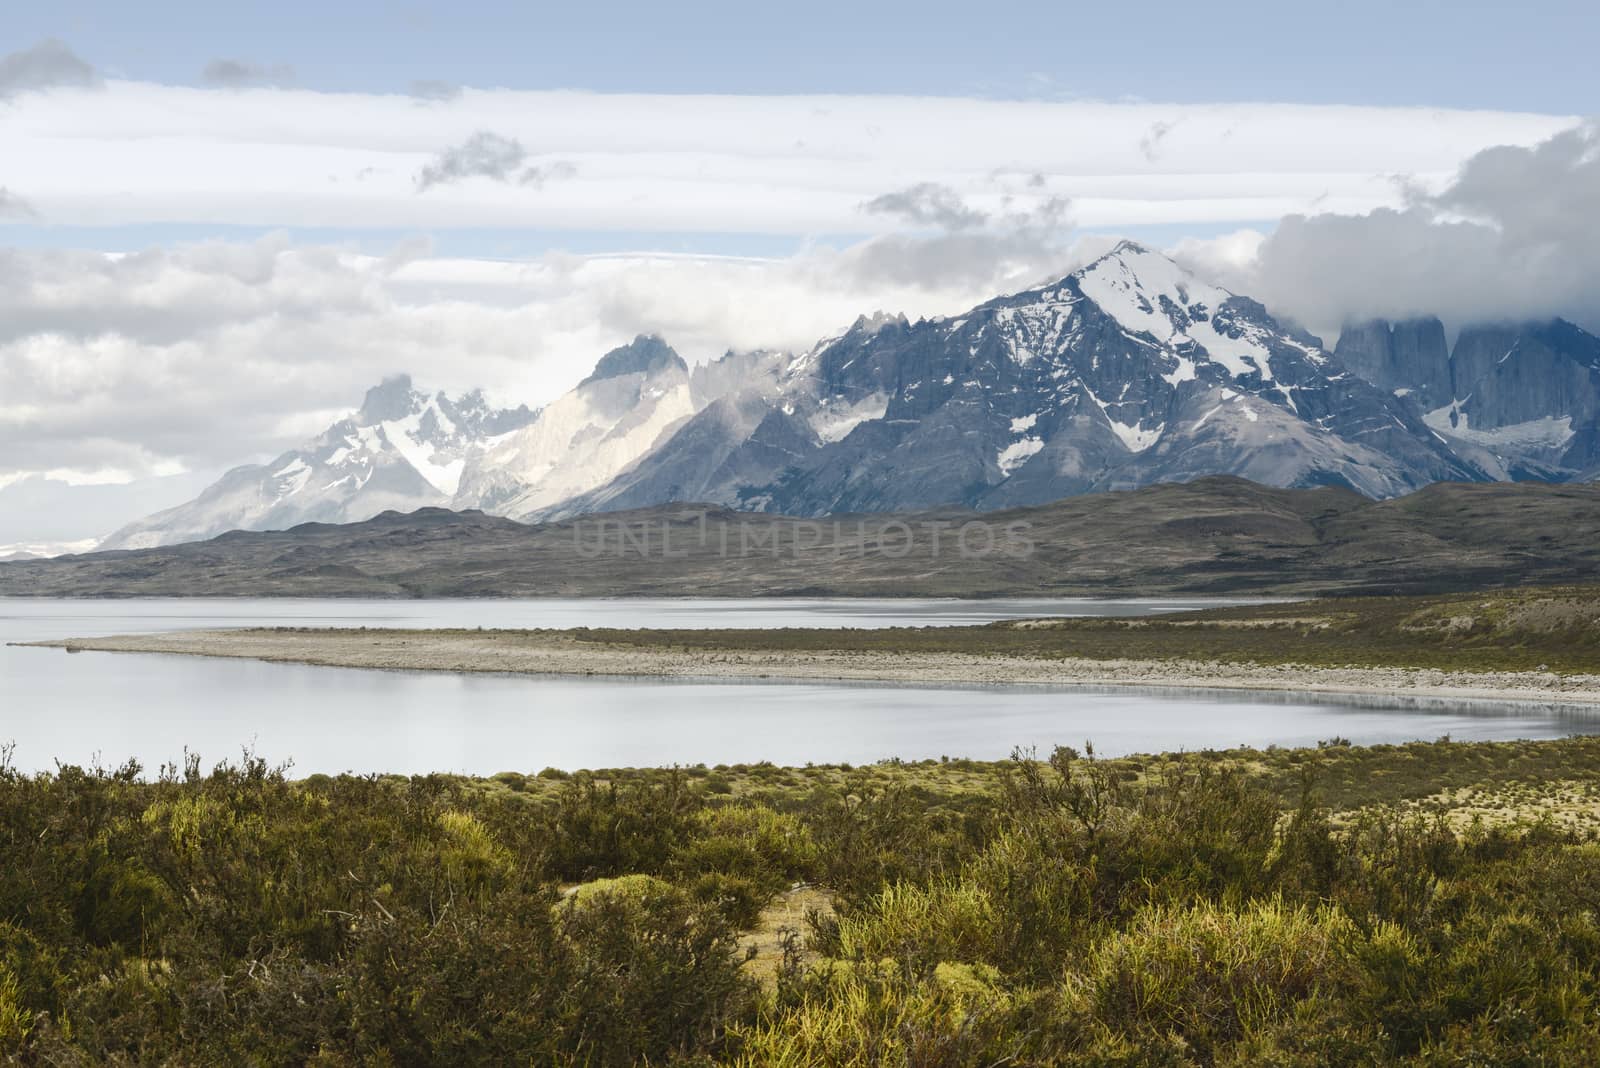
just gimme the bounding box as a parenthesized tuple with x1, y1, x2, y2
(21, 628, 1600, 707)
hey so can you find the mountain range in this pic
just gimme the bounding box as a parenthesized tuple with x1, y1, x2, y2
(96, 242, 1600, 549)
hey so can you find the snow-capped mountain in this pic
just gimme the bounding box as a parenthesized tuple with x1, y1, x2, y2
(102, 337, 784, 549)
(101, 242, 1600, 549)
(99, 378, 536, 550)
(545, 242, 1480, 518)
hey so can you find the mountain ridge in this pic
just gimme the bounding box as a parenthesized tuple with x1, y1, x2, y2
(549, 242, 1482, 518)
(90, 243, 1600, 550)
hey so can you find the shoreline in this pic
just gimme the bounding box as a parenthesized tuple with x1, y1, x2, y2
(19, 628, 1600, 707)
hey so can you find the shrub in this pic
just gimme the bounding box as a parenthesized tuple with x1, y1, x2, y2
(435, 808, 516, 887)
(9, 738, 1600, 1062)
(542, 772, 697, 880)
(673, 805, 820, 888)
(0, 963, 31, 1051)
(832, 881, 999, 971)
(731, 959, 1021, 1067)
(1081, 899, 1350, 1056)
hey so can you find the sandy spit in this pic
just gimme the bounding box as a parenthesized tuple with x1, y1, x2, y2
(17, 628, 1600, 707)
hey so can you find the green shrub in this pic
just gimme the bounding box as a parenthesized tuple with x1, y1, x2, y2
(732, 959, 1020, 1067)
(8, 738, 1600, 1062)
(0, 963, 31, 1050)
(833, 881, 999, 970)
(672, 804, 820, 903)
(1081, 899, 1350, 1056)
(542, 772, 697, 880)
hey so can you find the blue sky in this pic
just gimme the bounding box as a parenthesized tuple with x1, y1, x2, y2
(12, 0, 1600, 111)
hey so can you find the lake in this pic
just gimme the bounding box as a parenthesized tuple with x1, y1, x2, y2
(4, 597, 1597, 775)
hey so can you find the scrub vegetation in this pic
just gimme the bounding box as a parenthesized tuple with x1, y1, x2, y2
(5, 735, 1600, 1064)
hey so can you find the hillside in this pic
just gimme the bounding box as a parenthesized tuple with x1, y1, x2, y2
(4, 476, 1599, 598)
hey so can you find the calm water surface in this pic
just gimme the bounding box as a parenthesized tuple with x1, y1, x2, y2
(3, 597, 1596, 775)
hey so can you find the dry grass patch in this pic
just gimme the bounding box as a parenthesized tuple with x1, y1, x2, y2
(739, 885, 836, 989)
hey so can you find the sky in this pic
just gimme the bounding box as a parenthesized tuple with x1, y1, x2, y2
(1, 1, 1597, 546)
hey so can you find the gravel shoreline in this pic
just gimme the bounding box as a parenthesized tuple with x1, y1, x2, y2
(20, 628, 1600, 706)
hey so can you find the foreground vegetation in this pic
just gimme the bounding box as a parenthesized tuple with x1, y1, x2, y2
(572, 584, 1600, 674)
(6, 735, 1600, 1064)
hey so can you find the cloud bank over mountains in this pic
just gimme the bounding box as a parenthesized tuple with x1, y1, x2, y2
(0, 36, 1593, 499)
(1180, 121, 1600, 338)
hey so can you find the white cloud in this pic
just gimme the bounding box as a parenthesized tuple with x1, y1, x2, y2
(862, 182, 989, 230)
(1175, 120, 1600, 337)
(0, 229, 1083, 486)
(408, 80, 461, 103)
(0, 188, 36, 219)
(415, 130, 574, 191)
(0, 81, 1575, 233)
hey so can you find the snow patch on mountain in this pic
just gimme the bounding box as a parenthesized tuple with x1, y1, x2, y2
(993, 298, 1078, 367)
(811, 393, 891, 443)
(381, 407, 469, 495)
(1425, 407, 1576, 450)
(997, 437, 1043, 474)
(1161, 356, 1198, 386)
(1082, 384, 1163, 453)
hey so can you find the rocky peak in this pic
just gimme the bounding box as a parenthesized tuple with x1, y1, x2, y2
(356, 374, 424, 425)
(579, 334, 688, 387)
(1333, 317, 1452, 407)
(1072, 241, 1229, 310)
(846, 311, 908, 337)
(434, 388, 538, 438)
(1447, 320, 1600, 443)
